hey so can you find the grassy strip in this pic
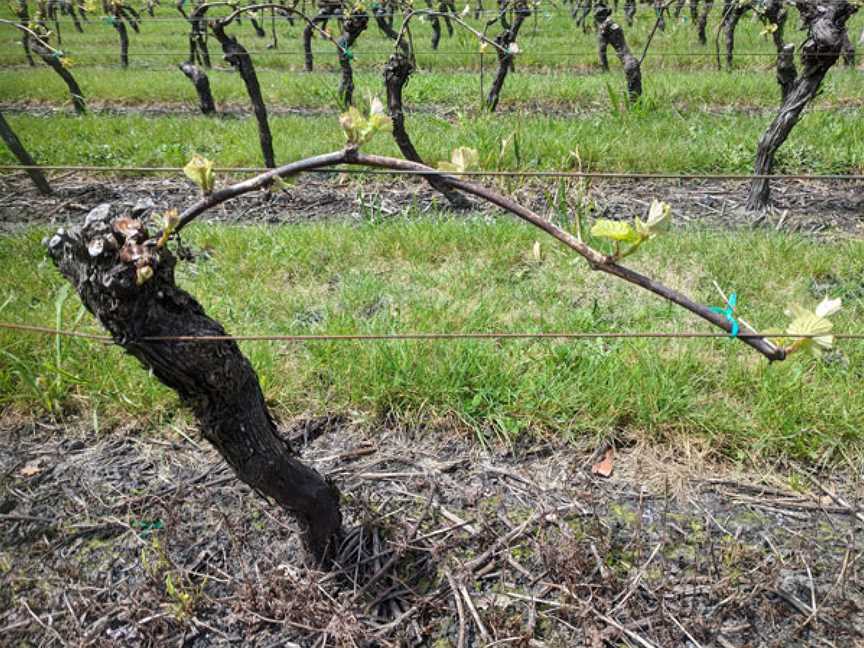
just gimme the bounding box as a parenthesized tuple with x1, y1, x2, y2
(2, 219, 863, 461)
(3, 108, 862, 174)
(2, 67, 863, 112)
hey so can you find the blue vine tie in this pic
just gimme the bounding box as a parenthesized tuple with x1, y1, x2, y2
(711, 292, 739, 338)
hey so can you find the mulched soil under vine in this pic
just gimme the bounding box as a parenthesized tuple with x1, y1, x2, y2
(1, 417, 863, 646)
(1, 172, 862, 235)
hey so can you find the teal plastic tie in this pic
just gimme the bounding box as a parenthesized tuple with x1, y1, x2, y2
(710, 292, 739, 338)
(132, 519, 164, 535)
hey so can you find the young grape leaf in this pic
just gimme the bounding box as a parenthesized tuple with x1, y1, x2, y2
(339, 98, 392, 146)
(634, 199, 671, 239)
(438, 147, 480, 173)
(183, 155, 215, 195)
(785, 299, 841, 355)
(590, 219, 639, 242)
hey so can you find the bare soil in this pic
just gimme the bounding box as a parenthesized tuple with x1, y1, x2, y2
(1, 171, 863, 236)
(2, 99, 862, 119)
(1, 417, 863, 647)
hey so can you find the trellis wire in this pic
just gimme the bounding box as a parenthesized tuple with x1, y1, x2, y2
(1, 164, 862, 181)
(2, 322, 863, 344)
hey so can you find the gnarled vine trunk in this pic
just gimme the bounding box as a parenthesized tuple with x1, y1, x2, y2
(336, 11, 369, 108)
(384, 52, 470, 209)
(595, 5, 642, 102)
(179, 61, 216, 114)
(15, 0, 35, 66)
(45, 206, 342, 563)
(304, 1, 341, 72)
(30, 40, 86, 115)
(211, 22, 275, 168)
(0, 111, 52, 195)
(486, 0, 531, 112)
(696, 0, 712, 45)
(746, 0, 859, 210)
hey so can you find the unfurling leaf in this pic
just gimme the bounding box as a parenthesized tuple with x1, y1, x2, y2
(461, 2, 471, 16)
(339, 106, 366, 144)
(339, 97, 392, 147)
(183, 155, 215, 195)
(437, 147, 479, 174)
(635, 199, 671, 239)
(136, 265, 154, 286)
(507, 41, 520, 55)
(156, 209, 179, 248)
(784, 297, 842, 356)
(759, 22, 778, 38)
(590, 219, 639, 243)
(815, 297, 842, 319)
(479, 40, 488, 53)
(367, 96, 393, 136)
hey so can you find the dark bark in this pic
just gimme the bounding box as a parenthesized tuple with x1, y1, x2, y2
(441, 0, 455, 36)
(211, 22, 275, 168)
(250, 15, 267, 37)
(486, 0, 531, 112)
(624, 0, 636, 25)
(29, 40, 86, 115)
(15, 1, 35, 66)
(304, 3, 340, 72)
(188, 7, 212, 68)
(723, 0, 750, 70)
(575, 0, 594, 32)
(373, 3, 400, 40)
(179, 61, 216, 114)
(696, 0, 712, 45)
(0, 111, 52, 195)
(384, 52, 470, 209)
(763, 0, 787, 52)
(66, 1, 84, 32)
(595, 6, 642, 102)
(747, 0, 859, 210)
(654, 0, 667, 31)
(776, 43, 796, 102)
(688, 0, 698, 22)
(44, 207, 342, 564)
(113, 18, 130, 67)
(336, 11, 369, 108)
(426, 0, 442, 49)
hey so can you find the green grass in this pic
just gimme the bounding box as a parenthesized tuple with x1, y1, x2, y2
(2, 3, 862, 176)
(6, 1, 860, 72)
(3, 106, 862, 174)
(2, 217, 863, 462)
(3, 66, 863, 112)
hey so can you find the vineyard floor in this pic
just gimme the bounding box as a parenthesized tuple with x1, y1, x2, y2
(2, 172, 863, 234)
(2, 418, 863, 646)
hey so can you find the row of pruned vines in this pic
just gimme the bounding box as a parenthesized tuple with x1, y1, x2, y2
(2, 0, 861, 209)
(44, 100, 846, 563)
